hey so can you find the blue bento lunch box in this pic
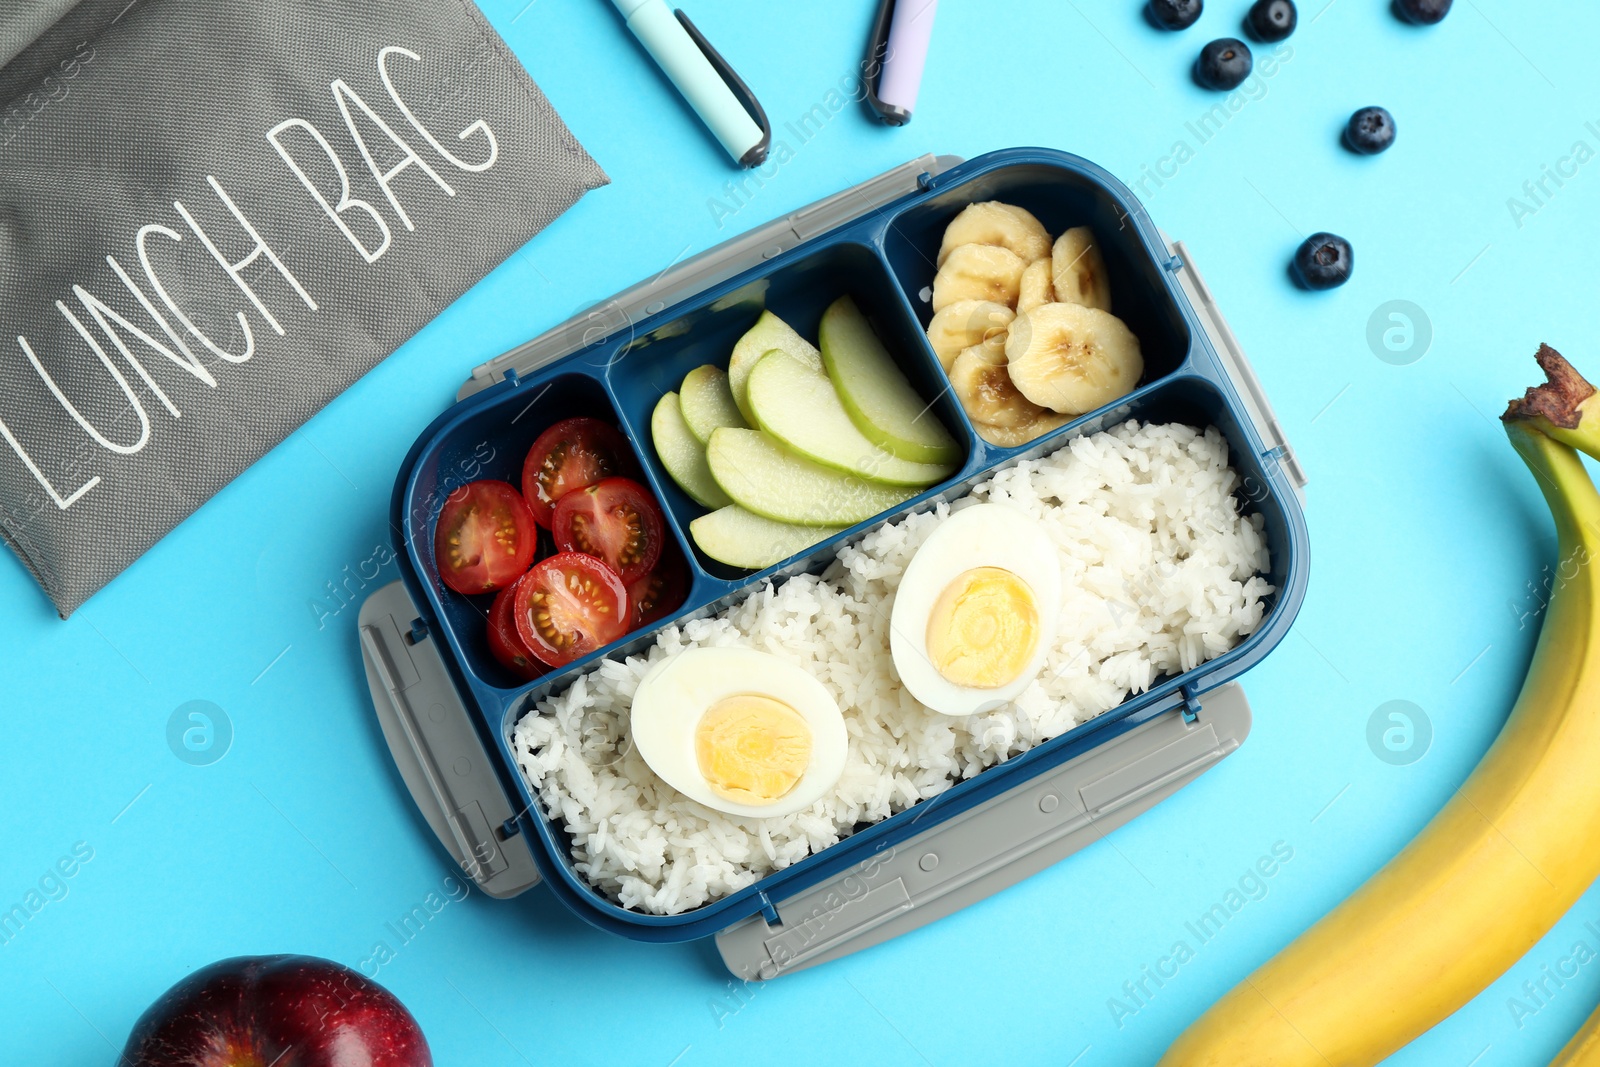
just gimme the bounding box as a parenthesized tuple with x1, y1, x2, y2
(357, 148, 1311, 980)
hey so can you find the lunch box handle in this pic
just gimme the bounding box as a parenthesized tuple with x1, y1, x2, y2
(358, 580, 542, 899)
(454, 153, 963, 400)
(1167, 238, 1307, 499)
(713, 683, 1251, 980)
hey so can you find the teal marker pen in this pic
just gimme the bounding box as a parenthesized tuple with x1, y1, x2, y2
(610, 0, 770, 167)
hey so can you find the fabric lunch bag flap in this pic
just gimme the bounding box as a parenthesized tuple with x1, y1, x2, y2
(0, 0, 606, 617)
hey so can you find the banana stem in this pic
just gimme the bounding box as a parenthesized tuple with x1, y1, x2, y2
(1551, 1003, 1600, 1067)
(1505, 421, 1600, 556)
(1506, 344, 1600, 457)
(1505, 345, 1600, 550)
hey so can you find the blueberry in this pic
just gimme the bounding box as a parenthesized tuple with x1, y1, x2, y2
(1195, 38, 1253, 91)
(1345, 106, 1396, 154)
(1395, 0, 1451, 24)
(1246, 0, 1297, 41)
(1149, 0, 1203, 30)
(1291, 233, 1353, 290)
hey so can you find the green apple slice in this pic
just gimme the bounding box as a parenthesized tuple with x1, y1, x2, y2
(818, 296, 961, 465)
(679, 365, 747, 444)
(690, 505, 843, 570)
(706, 428, 915, 526)
(747, 348, 956, 488)
(728, 311, 822, 425)
(651, 391, 731, 509)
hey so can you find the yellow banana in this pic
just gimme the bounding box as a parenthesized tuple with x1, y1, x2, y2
(1552, 1004, 1600, 1067)
(1161, 345, 1600, 1067)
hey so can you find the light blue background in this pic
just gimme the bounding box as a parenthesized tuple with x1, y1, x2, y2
(4, 0, 1598, 1063)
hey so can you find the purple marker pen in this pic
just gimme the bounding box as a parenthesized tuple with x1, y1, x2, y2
(867, 0, 938, 126)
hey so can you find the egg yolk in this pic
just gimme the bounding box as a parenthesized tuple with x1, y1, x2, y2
(925, 566, 1040, 689)
(694, 695, 813, 806)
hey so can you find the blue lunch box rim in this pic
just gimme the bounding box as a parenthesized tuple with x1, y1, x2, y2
(385, 147, 1312, 941)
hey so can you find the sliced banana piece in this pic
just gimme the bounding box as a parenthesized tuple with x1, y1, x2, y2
(1051, 226, 1111, 312)
(1017, 258, 1055, 314)
(1005, 302, 1144, 416)
(948, 344, 1043, 428)
(936, 201, 1052, 266)
(925, 299, 1013, 371)
(932, 244, 1027, 312)
(974, 411, 1070, 449)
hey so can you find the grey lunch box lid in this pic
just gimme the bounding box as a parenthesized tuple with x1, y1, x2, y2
(357, 152, 1304, 977)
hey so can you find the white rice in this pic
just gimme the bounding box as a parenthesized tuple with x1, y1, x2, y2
(511, 421, 1274, 915)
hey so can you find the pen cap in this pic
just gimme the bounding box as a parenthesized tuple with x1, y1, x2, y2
(615, 0, 766, 164)
(878, 0, 937, 114)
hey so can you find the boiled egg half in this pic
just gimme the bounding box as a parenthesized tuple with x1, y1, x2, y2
(630, 647, 848, 818)
(890, 503, 1061, 716)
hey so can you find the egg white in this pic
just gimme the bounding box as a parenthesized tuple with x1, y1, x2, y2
(889, 503, 1061, 716)
(629, 647, 848, 819)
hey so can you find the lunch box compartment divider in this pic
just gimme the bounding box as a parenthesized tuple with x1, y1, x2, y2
(366, 149, 1311, 953)
(604, 239, 975, 581)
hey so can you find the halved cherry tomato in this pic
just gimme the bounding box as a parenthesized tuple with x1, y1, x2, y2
(627, 544, 689, 628)
(513, 552, 630, 668)
(521, 417, 637, 528)
(552, 477, 665, 585)
(487, 583, 544, 681)
(433, 480, 537, 595)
